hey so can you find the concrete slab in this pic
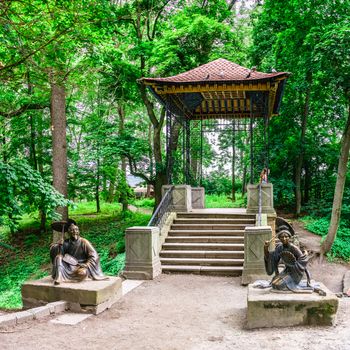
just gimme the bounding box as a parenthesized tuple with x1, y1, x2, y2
(247, 282, 338, 329)
(122, 280, 144, 296)
(50, 313, 92, 325)
(0, 314, 16, 328)
(22, 276, 122, 307)
(15, 310, 34, 324)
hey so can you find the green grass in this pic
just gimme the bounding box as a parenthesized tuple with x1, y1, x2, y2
(205, 193, 246, 208)
(130, 197, 155, 209)
(0, 202, 150, 309)
(301, 216, 350, 262)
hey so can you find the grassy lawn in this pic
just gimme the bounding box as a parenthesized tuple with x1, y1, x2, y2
(205, 193, 246, 208)
(0, 201, 150, 309)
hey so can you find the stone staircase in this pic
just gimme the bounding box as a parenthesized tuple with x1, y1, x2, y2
(160, 212, 256, 276)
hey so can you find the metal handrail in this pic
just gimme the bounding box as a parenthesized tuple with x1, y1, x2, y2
(258, 183, 262, 226)
(147, 186, 174, 228)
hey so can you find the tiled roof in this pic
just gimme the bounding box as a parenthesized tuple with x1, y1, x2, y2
(141, 58, 288, 84)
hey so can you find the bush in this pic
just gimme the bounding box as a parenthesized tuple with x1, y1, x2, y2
(303, 216, 350, 261)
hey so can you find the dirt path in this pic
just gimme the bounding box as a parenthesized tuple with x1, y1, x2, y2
(1, 274, 350, 350)
(1, 222, 350, 349)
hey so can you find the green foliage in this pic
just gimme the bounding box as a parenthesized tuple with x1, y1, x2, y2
(201, 171, 242, 196)
(303, 216, 350, 261)
(0, 159, 68, 231)
(0, 203, 151, 309)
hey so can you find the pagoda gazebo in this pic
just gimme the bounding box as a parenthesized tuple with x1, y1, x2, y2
(140, 58, 289, 186)
(124, 59, 289, 282)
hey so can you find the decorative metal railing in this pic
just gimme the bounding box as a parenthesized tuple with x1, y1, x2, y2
(147, 186, 174, 228)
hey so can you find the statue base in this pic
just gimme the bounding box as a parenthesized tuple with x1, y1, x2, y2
(21, 276, 122, 315)
(247, 282, 338, 329)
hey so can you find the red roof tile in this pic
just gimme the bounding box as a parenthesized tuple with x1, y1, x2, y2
(141, 58, 288, 84)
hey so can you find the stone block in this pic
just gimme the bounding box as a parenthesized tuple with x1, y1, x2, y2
(69, 286, 122, 315)
(191, 187, 205, 209)
(162, 185, 192, 212)
(343, 270, 350, 296)
(247, 283, 338, 329)
(15, 310, 34, 324)
(123, 226, 161, 280)
(247, 183, 276, 214)
(0, 314, 16, 328)
(28, 305, 51, 319)
(48, 300, 68, 314)
(241, 226, 271, 285)
(22, 276, 122, 313)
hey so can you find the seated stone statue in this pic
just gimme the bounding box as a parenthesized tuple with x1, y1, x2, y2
(50, 220, 107, 285)
(264, 229, 312, 292)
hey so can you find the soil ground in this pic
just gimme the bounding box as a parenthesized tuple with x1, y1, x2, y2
(1, 222, 350, 350)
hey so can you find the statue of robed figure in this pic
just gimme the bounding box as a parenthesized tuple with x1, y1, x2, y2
(264, 229, 312, 292)
(50, 219, 108, 285)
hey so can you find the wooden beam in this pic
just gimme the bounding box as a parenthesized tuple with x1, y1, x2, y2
(148, 83, 275, 94)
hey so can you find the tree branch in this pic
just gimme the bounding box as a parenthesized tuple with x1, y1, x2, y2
(228, 0, 238, 11)
(127, 157, 152, 184)
(0, 103, 49, 118)
(0, 27, 71, 73)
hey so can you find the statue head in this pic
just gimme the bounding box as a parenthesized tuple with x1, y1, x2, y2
(277, 230, 291, 246)
(68, 224, 80, 241)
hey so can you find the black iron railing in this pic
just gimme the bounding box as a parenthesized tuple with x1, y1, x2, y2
(147, 186, 174, 228)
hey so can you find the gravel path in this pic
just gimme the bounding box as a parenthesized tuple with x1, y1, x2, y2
(1, 274, 350, 350)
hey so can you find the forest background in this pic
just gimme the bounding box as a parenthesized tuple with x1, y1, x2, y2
(0, 0, 350, 308)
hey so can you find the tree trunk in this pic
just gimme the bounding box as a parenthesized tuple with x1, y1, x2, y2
(118, 105, 128, 211)
(95, 158, 101, 213)
(303, 162, 311, 205)
(321, 101, 350, 255)
(50, 82, 68, 221)
(107, 164, 117, 203)
(295, 73, 312, 217)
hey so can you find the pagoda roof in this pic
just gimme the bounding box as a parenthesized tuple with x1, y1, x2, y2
(140, 58, 289, 119)
(141, 58, 288, 85)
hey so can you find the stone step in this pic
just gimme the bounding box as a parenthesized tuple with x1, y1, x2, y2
(160, 257, 244, 266)
(162, 242, 244, 251)
(168, 230, 245, 236)
(165, 236, 244, 243)
(159, 250, 244, 259)
(174, 218, 255, 225)
(161, 265, 243, 276)
(171, 224, 251, 230)
(176, 213, 255, 219)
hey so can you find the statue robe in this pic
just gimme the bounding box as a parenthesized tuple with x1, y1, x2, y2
(264, 242, 309, 291)
(50, 237, 105, 284)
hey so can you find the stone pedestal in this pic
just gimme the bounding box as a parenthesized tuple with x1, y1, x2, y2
(21, 276, 122, 315)
(241, 226, 272, 285)
(247, 283, 339, 329)
(123, 226, 162, 280)
(191, 187, 205, 209)
(162, 185, 192, 212)
(247, 183, 276, 215)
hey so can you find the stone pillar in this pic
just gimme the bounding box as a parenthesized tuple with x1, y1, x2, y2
(123, 226, 161, 280)
(246, 183, 276, 215)
(191, 187, 205, 209)
(162, 185, 192, 212)
(241, 226, 272, 285)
